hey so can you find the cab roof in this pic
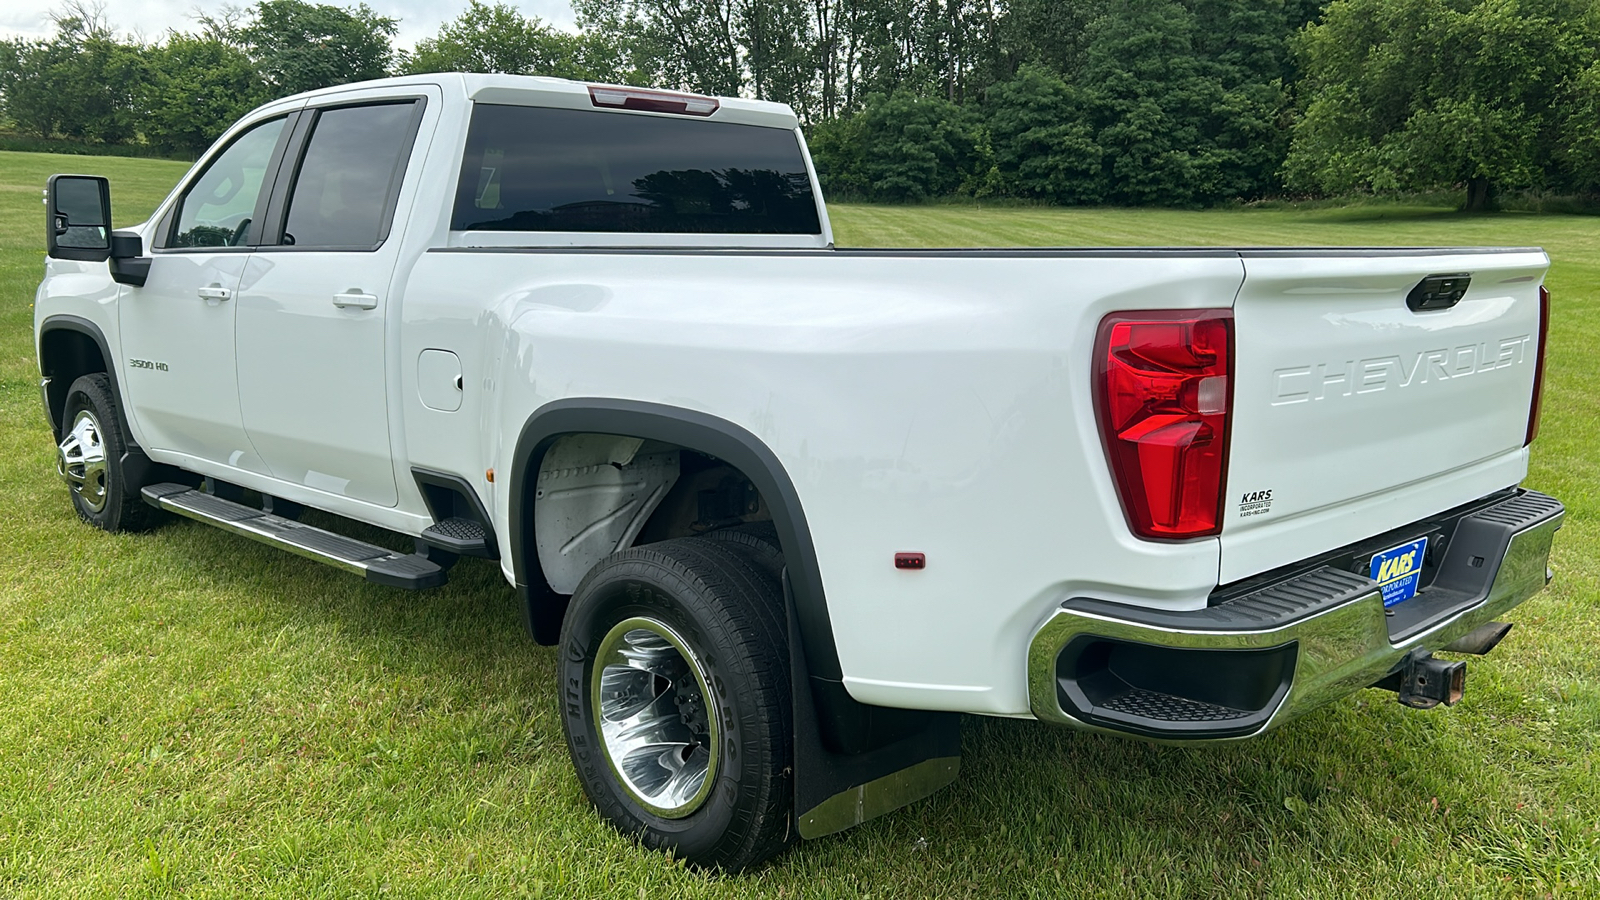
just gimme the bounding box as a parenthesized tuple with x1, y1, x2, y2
(282, 73, 801, 131)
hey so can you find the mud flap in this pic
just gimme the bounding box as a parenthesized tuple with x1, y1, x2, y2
(786, 573, 961, 839)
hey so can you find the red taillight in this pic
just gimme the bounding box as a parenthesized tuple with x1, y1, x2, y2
(1095, 309, 1234, 539)
(1526, 285, 1550, 446)
(588, 85, 720, 117)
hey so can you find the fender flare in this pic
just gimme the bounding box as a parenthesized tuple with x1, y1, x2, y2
(37, 314, 125, 441)
(507, 397, 844, 682)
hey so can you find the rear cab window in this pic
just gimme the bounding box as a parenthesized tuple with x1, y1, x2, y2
(451, 104, 824, 244)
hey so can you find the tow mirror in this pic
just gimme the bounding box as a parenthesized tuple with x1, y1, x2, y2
(46, 174, 112, 261)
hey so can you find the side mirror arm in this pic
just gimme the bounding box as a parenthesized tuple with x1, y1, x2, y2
(109, 231, 151, 287)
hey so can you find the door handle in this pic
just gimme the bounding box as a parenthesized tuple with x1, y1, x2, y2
(332, 290, 379, 310)
(197, 285, 232, 301)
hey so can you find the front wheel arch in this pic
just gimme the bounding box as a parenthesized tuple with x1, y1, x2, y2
(38, 315, 119, 441)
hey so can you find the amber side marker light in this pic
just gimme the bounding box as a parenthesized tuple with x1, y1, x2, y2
(588, 86, 720, 117)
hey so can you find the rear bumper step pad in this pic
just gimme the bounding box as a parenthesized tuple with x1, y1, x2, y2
(141, 483, 446, 589)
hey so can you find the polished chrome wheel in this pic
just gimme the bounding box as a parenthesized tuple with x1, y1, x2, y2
(591, 616, 721, 818)
(58, 410, 108, 513)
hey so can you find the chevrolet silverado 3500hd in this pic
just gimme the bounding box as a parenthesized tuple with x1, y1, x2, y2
(36, 74, 1563, 870)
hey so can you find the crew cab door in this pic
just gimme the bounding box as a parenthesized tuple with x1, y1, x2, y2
(118, 112, 295, 472)
(235, 92, 433, 507)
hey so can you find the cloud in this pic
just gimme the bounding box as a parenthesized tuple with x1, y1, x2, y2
(0, 0, 578, 47)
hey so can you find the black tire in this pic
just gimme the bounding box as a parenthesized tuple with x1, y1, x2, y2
(559, 537, 794, 871)
(702, 521, 785, 581)
(57, 373, 162, 532)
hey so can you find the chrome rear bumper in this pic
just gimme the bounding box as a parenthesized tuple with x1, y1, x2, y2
(1027, 489, 1564, 741)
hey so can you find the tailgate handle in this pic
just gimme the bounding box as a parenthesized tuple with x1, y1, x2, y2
(1407, 273, 1471, 311)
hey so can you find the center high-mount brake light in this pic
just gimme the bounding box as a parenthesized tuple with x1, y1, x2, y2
(588, 86, 719, 117)
(1095, 309, 1234, 539)
(1526, 285, 1550, 446)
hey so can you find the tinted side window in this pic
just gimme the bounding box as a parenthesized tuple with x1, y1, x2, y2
(452, 105, 821, 235)
(170, 117, 286, 248)
(280, 102, 418, 249)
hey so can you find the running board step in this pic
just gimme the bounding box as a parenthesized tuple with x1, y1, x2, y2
(420, 516, 493, 557)
(141, 483, 447, 589)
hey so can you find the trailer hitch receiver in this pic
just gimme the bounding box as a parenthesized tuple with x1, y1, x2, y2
(1392, 648, 1465, 709)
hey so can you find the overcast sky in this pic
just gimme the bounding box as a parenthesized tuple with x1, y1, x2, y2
(0, 0, 579, 49)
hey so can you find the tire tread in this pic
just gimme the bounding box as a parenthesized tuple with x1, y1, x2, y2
(64, 373, 162, 532)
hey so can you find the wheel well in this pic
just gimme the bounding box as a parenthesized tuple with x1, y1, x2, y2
(636, 448, 772, 542)
(529, 434, 772, 599)
(507, 399, 843, 684)
(39, 323, 110, 440)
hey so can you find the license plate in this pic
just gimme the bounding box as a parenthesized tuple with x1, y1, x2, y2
(1371, 537, 1428, 607)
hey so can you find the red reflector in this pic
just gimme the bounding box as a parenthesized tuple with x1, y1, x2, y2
(1095, 309, 1234, 539)
(894, 552, 926, 570)
(587, 86, 719, 117)
(1526, 285, 1550, 446)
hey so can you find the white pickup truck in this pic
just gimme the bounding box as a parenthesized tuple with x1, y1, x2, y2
(36, 74, 1564, 871)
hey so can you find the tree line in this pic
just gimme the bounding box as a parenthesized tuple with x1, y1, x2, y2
(4, 0, 1600, 209)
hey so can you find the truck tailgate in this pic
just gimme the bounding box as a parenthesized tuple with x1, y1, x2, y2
(1220, 249, 1548, 584)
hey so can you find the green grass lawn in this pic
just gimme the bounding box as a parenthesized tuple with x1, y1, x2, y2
(1, 149, 1596, 898)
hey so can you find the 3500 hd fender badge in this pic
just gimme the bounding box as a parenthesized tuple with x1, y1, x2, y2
(129, 358, 168, 372)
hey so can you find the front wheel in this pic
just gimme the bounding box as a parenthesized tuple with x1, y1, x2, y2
(56, 373, 160, 532)
(559, 537, 794, 871)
